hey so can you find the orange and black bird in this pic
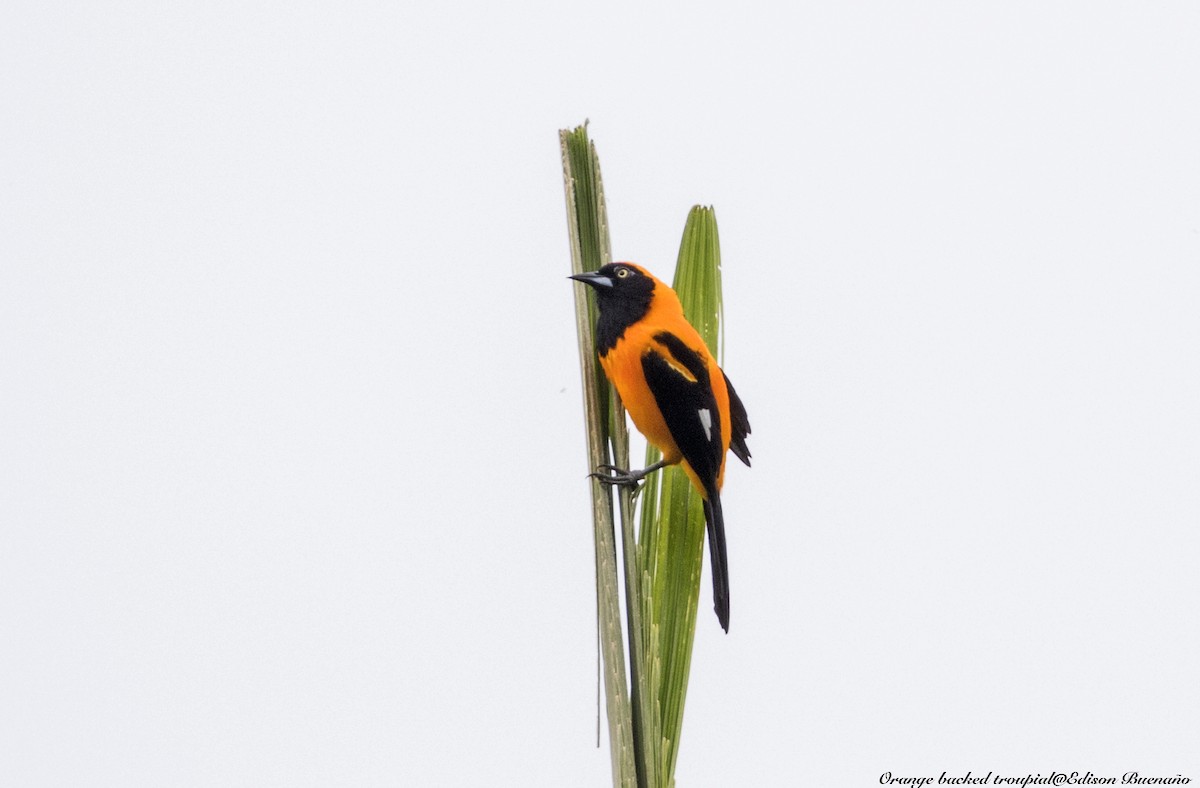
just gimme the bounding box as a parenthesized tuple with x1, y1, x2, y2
(570, 262, 751, 632)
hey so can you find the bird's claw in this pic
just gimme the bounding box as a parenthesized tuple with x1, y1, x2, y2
(588, 464, 640, 485)
(588, 464, 648, 496)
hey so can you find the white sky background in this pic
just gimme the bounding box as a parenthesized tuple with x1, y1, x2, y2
(2, 2, 1197, 786)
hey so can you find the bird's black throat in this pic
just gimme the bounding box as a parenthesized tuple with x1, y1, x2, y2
(593, 280, 655, 356)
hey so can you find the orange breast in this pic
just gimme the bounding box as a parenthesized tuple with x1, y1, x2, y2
(600, 320, 684, 463)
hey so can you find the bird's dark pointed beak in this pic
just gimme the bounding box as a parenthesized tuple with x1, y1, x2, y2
(568, 271, 614, 289)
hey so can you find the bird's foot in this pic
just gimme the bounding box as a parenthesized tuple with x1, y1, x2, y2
(589, 460, 670, 498)
(588, 463, 649, 488)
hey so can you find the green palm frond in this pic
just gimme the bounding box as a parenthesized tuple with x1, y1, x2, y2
(562, 124, 727, 788)
(637, 207, 723, 787)
(560, 123, 639, 788)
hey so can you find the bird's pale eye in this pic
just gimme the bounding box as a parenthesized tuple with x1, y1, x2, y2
(616, 268, 630, 278)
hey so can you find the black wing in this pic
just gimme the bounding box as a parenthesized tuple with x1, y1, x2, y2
(641, 332, 723, 489)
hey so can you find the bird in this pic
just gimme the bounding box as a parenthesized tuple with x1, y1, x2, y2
(569, 262, 751, 632)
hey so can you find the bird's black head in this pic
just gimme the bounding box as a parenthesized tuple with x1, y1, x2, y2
(568, 263, 657, 354)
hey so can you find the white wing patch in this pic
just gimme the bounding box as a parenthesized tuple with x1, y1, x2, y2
(698, 408, 713, 442)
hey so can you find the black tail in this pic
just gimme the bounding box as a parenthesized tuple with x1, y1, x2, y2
(702, 487, 730, 633)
